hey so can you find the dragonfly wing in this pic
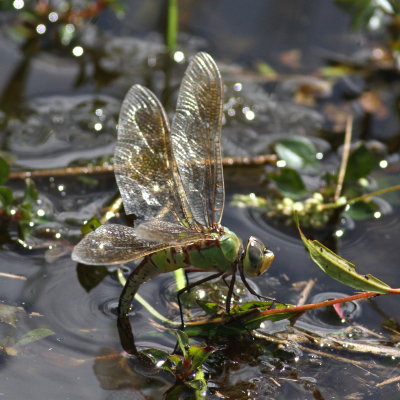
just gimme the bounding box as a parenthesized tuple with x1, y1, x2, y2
(170, 52, 225, 230)
(115, 85, 186, 223)
(71, 223, 211, 266)
(134, 219, 213, 244)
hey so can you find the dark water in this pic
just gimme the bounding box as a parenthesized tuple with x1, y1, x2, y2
(1, 1, 400, 399)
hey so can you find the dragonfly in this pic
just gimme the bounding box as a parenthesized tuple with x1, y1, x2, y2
(72, 52, 275, 324)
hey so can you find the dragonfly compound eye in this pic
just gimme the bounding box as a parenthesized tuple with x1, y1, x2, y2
(242, 236, 274, 277)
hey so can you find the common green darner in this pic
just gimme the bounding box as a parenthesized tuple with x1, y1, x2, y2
(72, 52, 275, 325)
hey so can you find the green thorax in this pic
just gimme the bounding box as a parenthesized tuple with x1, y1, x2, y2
(149, 227, 242, 273)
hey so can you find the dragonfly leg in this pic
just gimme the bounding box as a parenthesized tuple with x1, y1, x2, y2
(238, 266, 276, 305)
(222, 276, 240, 302)
(225, 262, 238, 313)
(177, 271, 225, 329)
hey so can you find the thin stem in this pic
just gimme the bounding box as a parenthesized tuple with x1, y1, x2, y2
(334, 115, 353, 202)
(347, 184, 400, 205)
(99, 196, 122, 224)
(258, 290, 400, 318)
(174, 268, 186, 291)
(167, 0, 178, 54)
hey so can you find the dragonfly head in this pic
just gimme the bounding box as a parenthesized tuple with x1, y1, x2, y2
(242, 236, 274, 277)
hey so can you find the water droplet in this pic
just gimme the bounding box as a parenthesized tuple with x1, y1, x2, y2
(72, 46, 84, 57)
(36, 24, 47, 35)
(335, 229, 344, 238)
(379, 159, 388, 168)
(173, 51, 185, 63)
(276, 160, 286, 168)
(94, 122, 102, 131)
(13, 0, 24, 9)
(48, 12, 59, 22)
(65, 24, 75, 34)
(233, 82, 242, 92)
(245, 110, 255, 120)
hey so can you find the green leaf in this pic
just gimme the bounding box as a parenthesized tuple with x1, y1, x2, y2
(0, 187, 14, 207)
(0, 158, 9, 185)
(334, 0, 376, 30)
(274, 138, 319, 169)
(196, 301, 220, 316)
(22, 178, 38, 204)
(296, 216, 391, 293)
(15, 328, 54, 347)
(105, 0, 125, 15)
(345, 144, 376, 182)
(231, 301, 275, 313)
(81, 216, 101, 235)
(345, 200, 378, 220)
(270, 167, 308, 200)
(184, 303, 296, 337)
(175, 330, 189, 358)
(188, 345, 215, 371)
(185, 376, 206, 392)
(256, 62, 278, 78)
(140, 348, 176, 374)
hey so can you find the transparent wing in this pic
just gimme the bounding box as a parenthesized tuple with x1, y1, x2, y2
(115, 85, 187, 224)
(71, 222, 211, 266)
(134, 219, 212, 243)
(170, 52, 225, 230)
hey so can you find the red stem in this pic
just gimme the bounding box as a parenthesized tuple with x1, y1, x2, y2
(260, 290, 400, 317)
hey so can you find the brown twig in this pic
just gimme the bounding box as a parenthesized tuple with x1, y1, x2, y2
(8, 154, 277, 180)
(334, 114, 353, 202)
(0, 272, 27, 280)
(296, 279, 316, 306)
(377, 375, 400, 387)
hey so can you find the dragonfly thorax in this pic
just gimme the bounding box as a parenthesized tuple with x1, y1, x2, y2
(241, 236, 274, 277)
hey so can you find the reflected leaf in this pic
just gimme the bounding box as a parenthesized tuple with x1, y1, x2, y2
(76, 264, 109, 292)
(274, 137, 319, 169)
(93, 348, 146, 390)
(164, 383, 187, 400)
